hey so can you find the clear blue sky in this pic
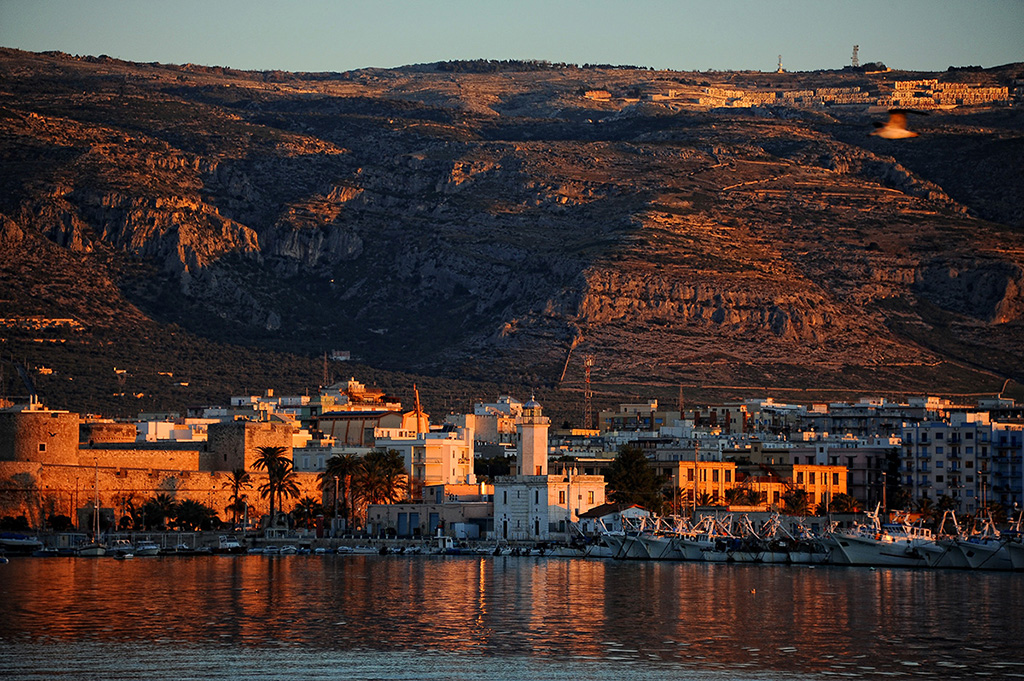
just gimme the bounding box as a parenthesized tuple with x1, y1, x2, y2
(1, 0, 1021, 73)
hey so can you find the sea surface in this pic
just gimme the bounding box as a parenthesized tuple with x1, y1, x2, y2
(1, 554, 1022, 680)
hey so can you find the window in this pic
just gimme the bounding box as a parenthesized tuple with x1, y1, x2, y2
(935, 432, 944, 440)
(809, 472, 816, 485)
(965, 432, 973, 440)
(558, 491, 566, 504)
(725, 470, 732, 483)
(936, 475, 944, 483)
(688, 469, 693, 481)
(38, 443, 46, 452)
(936, 446, 944, 455)
(534, 490, 539, 504)
(966, 460, 973, 468)
(833, 472, 840, 485)
(503, 491, 507, 504)
(966, 476, 974, 483)
(797, 472, 804, 484)
(712, 469, 719, 483)
(588, 491, 595, 504)
(773, 490, 780, 502)
(535, 465, 543, 476)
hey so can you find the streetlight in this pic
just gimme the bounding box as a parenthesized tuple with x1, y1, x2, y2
(881, 471, 887, 518)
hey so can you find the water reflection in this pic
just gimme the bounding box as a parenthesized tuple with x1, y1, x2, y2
(2, 555, 1022, 679)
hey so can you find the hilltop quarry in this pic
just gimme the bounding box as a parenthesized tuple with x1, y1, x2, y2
(1, 49, 1023, 415)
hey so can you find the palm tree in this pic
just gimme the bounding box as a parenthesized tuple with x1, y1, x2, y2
(222, 468, 252, 527)
(143, 493, 178, 530)
(782, 489, 812, 516)
(916, 496, 937, 525)
(275, 464, 301, 519)
(252, 445, 291, 527)
(291, 497, 323, 529)
(319, 453, 362, 530)
(352, 449, 407, 521)
(829, 493, 862, 513)
(174, 499, 218, 531)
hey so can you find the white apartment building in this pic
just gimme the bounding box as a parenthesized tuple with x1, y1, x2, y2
(901, 413, 1024, 512)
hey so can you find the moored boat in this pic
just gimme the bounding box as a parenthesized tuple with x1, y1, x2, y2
(827, 508, 931, 568)
(134, 541, 161, 557)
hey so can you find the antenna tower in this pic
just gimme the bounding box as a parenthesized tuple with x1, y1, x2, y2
(851, 45, 860, 69)
(583, 355, 595, 430)
(776, 55, 783, 73)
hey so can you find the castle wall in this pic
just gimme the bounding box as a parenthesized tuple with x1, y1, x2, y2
(0, 460, 322, 530)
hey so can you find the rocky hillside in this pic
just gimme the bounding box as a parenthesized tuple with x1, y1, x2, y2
(1, 49, 1022, 416)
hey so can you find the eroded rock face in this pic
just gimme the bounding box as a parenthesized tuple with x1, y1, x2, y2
(915, 260, 1024, 323)
(1, 48, 1021, 392)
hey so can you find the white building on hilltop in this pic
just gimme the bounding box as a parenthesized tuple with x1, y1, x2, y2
(492, 398, 606, 542)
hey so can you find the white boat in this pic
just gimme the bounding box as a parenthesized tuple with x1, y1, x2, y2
(108, 539, 135, 558)
(77, 542, 106, 557)
(828, 508, 931, 568)
(214, 535, 245, 554)
(917, 512, 970, 569)
(676, 515, 735, 562)
(583, 538, 617, 559)
(1007, 540, 1024, 571)
(0, 533, 44, 556)
(279, 545, 298, 555)
(134, 541, 162, 557)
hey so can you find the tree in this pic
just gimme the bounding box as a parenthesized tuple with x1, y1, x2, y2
(352, 449, 407, 518)
(223, 468, 252, 527)
(603, 445, 668, 514)
(725, 487, 759, 506)
(916, 496, 937, 524)
(291, 497, 323, 529)
(143, 493, 177, 530)
(252, 445, 291, 526)
(320, 453, 362, 530)
(174, 499, 218, 531)
(828, 493, 861, 513)
(782, 489, 812, 516)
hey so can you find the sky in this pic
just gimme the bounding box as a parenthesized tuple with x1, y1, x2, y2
(0, 0, 1021, 74)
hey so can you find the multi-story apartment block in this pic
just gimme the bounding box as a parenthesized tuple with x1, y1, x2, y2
(902, 413, 1023, 513)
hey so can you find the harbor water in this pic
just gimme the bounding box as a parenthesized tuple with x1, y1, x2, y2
(2, 555, 1022, 680)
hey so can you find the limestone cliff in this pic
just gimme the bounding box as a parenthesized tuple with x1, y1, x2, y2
(1, 48, 1022, 409)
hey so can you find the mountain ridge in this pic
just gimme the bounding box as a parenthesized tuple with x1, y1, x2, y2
(1, 48, 1022, 418)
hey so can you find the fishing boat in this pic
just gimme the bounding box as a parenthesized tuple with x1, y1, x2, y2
(916, 511, 969, 569)
(675, 515, 735, 562)
(827, 507, 931, 568)
(954, 514, 1012, 571)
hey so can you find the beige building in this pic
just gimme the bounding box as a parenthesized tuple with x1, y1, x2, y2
(374, 423, 476, 491)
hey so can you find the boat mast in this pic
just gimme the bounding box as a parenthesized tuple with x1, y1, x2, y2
(93, 457, 100, 540)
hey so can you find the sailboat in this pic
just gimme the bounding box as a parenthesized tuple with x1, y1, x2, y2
(77, 460, 106, 557)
